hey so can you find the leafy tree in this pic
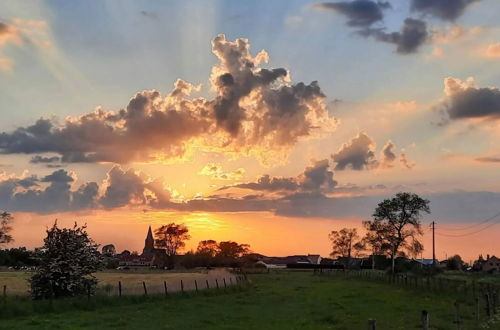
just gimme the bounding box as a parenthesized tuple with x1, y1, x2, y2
(365, 192, 430, 274)
(0, 247, 37, 267)
(196, 240, 219, 257)
(0, 211, 14, 245)
(30, 222, 104, 299)
(362, 221, 391, 269)
(329, 228, 363, 269)
(447, 254, 464, 271)
(154, 223, 190, 268)
(217, 241, 250, 259)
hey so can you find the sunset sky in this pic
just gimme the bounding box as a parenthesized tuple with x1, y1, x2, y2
(1, 0, 499, 261)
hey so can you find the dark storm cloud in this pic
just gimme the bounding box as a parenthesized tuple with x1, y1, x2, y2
(442, 77, 500, 120)
(314, 1, 391, 27)
(411, 0, 481, 21)
(30, 155, 61, 164)
(332, 132, 377, 170)
(0, 35, 334, 164)
(221, 159, 337, 194)
(359, 18, 428, 54)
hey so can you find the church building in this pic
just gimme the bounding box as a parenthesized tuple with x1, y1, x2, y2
(118, 226, 167, 268)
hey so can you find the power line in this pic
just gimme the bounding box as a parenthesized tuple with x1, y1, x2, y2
(435, 215, 500, 237)
(436, 211, 500, 231)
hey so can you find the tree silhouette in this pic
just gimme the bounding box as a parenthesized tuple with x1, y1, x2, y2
(0, 211, 13, 245)
(329, 228, 363, 269)
(365, 192, 430, 274)
(154, 223, 190, 268)
(217, 241, 250, 259)
(196, 240, 218, 257)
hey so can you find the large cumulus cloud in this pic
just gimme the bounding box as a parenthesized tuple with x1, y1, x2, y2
(440, 77, 500, 120)
(332, 133, 414, 170)
(0, 166, 172, 213)
(0, 169, 98, 213)
(0, 35, 335, 164)
(332, 132, 377, 170)
(314, 1, 391, 27)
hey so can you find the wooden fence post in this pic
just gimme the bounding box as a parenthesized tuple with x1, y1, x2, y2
(206, 279, 210, 289)
(164, 280, 168, 296)
(86, 282, 91, 300)
(181, 280, 184, 293)
(118, 281, 122, 297)
(216, 279, 219, 289)
(195, 280, 198, 292)
(421, 310, 429, 330)
(223, 278, 227, 288)
(454, 301, 460, 329)
(475, 297, 480, 322)
(485, 293, 492, 318)
(368, 319, 376, 330)
(142, 281, 148, 296)
(2, 285, 6, 301)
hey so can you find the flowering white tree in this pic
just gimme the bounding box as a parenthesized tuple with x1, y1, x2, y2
(30, 222, 104, 299)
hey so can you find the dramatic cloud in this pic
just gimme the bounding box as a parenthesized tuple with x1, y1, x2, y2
(411, 0, 481, 21)
(0, 169, 98, 213)
(198, 163, 245, 181)
(360, 18, 428, 54)
(0, 35, 335, 164)
(332, 132, 377, 170)
(0, 166, 171, 213)
(314, 1, 391, 27)
(441, 77, 500, 120)
(222, 159, 337, 194)
(332, 133, 413, 170)
(100, 166, 171, 209)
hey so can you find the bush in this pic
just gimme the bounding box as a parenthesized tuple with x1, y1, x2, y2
(30, 222, 104, 299)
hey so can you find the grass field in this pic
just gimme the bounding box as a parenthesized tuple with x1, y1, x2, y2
(0, 269, 236, 296)
(0, 270, 495, 329)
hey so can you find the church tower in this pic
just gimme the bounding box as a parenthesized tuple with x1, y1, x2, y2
(142, 226, 155, 256)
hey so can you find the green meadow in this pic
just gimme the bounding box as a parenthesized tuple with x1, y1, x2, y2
(0, 270, 495, 329)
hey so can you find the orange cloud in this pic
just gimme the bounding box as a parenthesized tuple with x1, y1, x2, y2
(485, 43, 500, 58)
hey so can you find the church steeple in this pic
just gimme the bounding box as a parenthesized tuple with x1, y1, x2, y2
(142, 225, 155, 255)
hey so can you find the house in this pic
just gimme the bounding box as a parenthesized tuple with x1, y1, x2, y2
(412, 258, 438, 267)
(255, 255, 318, 269)
(482, 255, 500, 273)
(307, 254, 322, 264)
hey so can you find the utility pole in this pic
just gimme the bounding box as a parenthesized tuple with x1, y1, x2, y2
(431, 221, 436, 265)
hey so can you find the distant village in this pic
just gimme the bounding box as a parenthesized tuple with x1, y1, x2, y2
(95, 226, 500, 275)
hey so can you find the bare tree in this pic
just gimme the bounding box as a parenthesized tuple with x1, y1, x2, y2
(329, 228, 363, 269)
(365, 192, 430, 274)
(154, 223, 190, 267)
(0, 211, 13, 245)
